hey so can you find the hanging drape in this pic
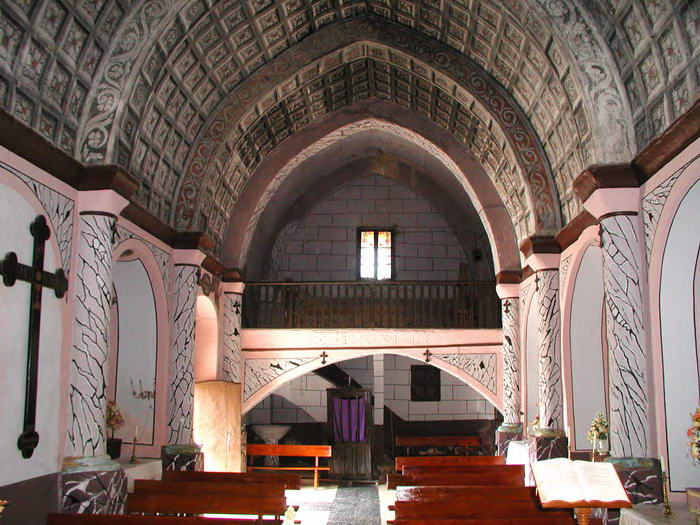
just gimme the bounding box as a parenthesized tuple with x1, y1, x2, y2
(331, 397, 366, 442)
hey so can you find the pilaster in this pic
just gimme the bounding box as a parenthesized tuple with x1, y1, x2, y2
(221, 276, 244, 384)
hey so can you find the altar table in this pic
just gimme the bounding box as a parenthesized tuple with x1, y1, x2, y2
(620, 502, 698, 525)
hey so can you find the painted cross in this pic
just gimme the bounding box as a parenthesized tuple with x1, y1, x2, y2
(423, 349, 432, 362)
(0, 215, 68, 458)
(320, 351, 328, 365)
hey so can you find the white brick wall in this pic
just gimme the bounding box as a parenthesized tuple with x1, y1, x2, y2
(269, 174, 492, 281)
(246, 354, 495, 425)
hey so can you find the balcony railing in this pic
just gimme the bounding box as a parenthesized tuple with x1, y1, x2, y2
(243, 281, 501, 329)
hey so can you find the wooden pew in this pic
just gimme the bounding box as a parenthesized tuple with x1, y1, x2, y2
(395, 454, 504, 472)
(392, 486, 574, 522)
(247, 444, 331, 488)
(388, 464, 524, 489)
(127, 480, 286, 517)
(395, 435, 481, 447)
(402, 464, 517, 475)
(163, 470, 302, 490)
(48, 515, 283, 524)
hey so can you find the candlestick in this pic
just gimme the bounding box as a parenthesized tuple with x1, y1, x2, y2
(129, 425, 138, 464)
(661, 471, 674, 518)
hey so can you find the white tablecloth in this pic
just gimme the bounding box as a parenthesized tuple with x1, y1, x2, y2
(620, 503, 698, 525)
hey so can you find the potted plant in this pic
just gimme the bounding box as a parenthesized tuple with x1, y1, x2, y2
(687, 406, 700, 515)
(106, 401, 125, 460)
(587, 412, 609, 461)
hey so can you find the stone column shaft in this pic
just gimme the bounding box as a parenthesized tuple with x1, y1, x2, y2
(168, 263, 199, 445)
(221, 283, 244, 383)
(536, 269, 563, 431)
(600, 214, 648, 457)
(67, 212, 118, 457)
(501, 297, 522, 428)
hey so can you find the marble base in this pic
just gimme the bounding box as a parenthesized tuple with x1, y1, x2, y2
(161, 444, 203, 472)
(62, 469, 126, 514)
(602, 458, 662, 525)
(528, 434, 568, 461)
(496, 429, 522, 456)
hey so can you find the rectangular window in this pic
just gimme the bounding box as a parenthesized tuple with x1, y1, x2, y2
(358, 229, 393, 280)
(411, 365, 441, 402)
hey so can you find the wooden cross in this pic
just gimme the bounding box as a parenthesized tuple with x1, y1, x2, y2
(423, 349, 432, 362)
(320, 351, 328, 365)
(0, 215, 68, 459)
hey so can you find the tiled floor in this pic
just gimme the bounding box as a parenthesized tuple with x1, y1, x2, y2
(285, 483, 395, 525)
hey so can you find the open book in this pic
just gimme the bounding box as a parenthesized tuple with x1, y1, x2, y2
(532, 458, 631, 508)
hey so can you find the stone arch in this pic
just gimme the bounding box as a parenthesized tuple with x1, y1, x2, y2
(241, 347, 503, 415)
(194, 294, 219, 382)
(109, 236, 170, 456)
(174, 23, 560, 243)
(222, 105, 521, 274)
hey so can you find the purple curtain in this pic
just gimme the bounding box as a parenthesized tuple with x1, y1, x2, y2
(332, 397, 366, 442)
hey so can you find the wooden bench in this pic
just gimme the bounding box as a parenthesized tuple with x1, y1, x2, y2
(388, 464, 524, 489)
(247, 444, 331, 488)
(163, 470, 302, 490)
(395, 454, 504, 472)
(48, 515, 283, 524)
(391, 486, 575, 522)
(395, 435, 481, 455)
(127, 480, 287, 518)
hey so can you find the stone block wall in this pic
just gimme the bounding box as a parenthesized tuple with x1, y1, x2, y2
(269, 174, 491, 281)
(246, 354, 495, 424)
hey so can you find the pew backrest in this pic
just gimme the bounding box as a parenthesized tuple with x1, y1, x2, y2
(395, 436, 481, 447)
(395, 455, 504, 472)
(162, 470, 302, 490)
(48, 515, 284, 525)
(388, 467, 525, 489)
(402, 464, 519, 475)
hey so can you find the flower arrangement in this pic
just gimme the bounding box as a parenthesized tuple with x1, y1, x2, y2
(106, 401, 124, 438)
(587, 412, 609, 445)
(688, 405, 700, 462)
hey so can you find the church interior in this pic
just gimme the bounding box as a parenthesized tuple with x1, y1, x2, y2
(0, 0, 699, 523)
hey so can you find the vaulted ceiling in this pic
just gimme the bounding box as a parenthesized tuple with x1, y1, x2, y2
(0, 0, 697, 262)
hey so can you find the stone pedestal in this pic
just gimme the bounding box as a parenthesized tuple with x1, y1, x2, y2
(528, 434, 568, 461)
(496, 423, 522, 456)
(602, 457, 662, 525)
(61, 455, 127, 514)
(161, 444, 203, 472)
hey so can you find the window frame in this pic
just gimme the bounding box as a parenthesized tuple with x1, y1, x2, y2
(356, 228, 395, 281)
(410, 364, 441, 402)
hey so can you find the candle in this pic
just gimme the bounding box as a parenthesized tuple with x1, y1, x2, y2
(660, 454, 665, 474)
(134, 425, 138, 442)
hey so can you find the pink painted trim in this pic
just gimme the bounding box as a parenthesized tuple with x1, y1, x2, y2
(519, 274, 537, 426)
(111, 236, 172, 458)
(583, 187, 640, 218)
(525, 253, 560, 271)
(559, 225, 601, 450)
(173, 249, 206, 266)
(242, 346, 503, 414)
(221, 282, 245, 294)
(77, 189, 129, 215)
(646, 141, 700, 482)
(0, 169, 74, 470)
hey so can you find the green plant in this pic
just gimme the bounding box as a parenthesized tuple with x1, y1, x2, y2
(106, 401, 124, 438)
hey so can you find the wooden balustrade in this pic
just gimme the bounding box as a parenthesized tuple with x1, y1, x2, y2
(243, 281, 501, 329)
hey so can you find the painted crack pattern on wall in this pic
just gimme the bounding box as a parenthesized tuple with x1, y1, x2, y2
(244, 357, 316, 401)
(501, 298, 521, 425)
(600, 214, 648, 457)
(642, 153, 700, 262)
(0, 159, 74, 274)
(433, 352, 497, 395)
(168, 264, 197, 444)
(67, 213, 115, 457)
(114, 223, 172, 299)
(221, 291, 242, 383)
(536, 269, 563, 430)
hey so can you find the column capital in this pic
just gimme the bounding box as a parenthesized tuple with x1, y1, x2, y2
(221, 281, 245, 294)
(172, 232, 212, 266)
(573, 164, 643, 219)
(519, 236, 560, 271)
(77, 189, 129, 216)
(495, 270, 521, 299)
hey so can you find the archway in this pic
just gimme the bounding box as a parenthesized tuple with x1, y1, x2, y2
(194, 295, 219, 382)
